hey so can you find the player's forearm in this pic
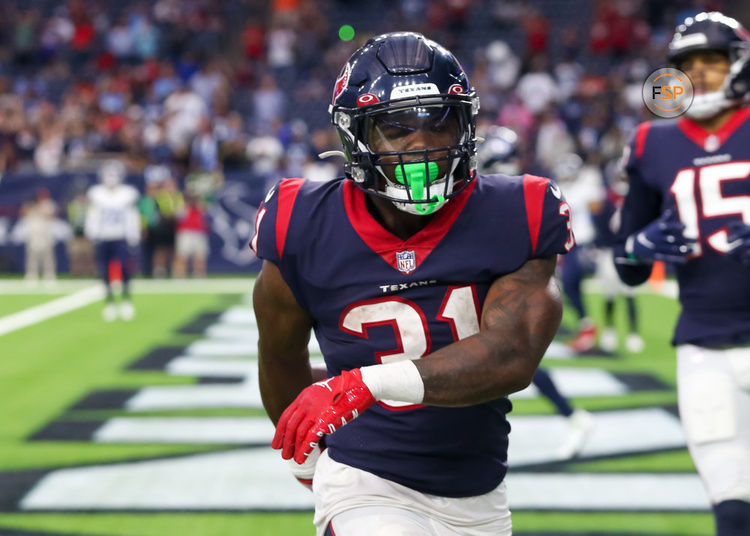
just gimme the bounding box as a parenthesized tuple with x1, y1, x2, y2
(259, 351, 313, 424)
(416, 279, 562, 406)
(253, 262, 316, 423)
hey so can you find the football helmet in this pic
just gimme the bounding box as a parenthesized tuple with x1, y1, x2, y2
(476, 126, 520, 175)
(552, 153, 583, 184)
(329, 32, 479, 215)
(99, 160, 126, 188)
(668, 12, 750, 119)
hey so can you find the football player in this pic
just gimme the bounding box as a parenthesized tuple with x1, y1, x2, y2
(478, 126, 593, 458)
(252, 32, 574, 535)
(85, 160, 141, 321)
(614, 12, 750, 535)
(553, 152, 605, 353)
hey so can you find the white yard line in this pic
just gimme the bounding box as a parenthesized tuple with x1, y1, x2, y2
(0, 278, 255, 295)
(0, 285, 104, 337)
(0, 278, 254, 337)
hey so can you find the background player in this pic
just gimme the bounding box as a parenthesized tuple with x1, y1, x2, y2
(593, 171, 644, 354)
(478, 126, 593, 458)
(253, 32, 574, 535)
(614, 12, 750, 535)
(553, 152, 605, 353)
(85, 160, 141, 321)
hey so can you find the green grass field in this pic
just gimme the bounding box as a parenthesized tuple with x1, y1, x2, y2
(0, 279, 715, 536)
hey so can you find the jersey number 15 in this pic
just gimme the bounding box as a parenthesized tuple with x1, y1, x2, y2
(670, 161, 750, 256)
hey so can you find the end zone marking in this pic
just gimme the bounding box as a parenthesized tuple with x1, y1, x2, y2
(0, 286, 103, 337)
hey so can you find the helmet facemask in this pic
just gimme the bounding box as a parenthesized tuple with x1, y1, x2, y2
(682, 48, 737, 119)
(368, 103, 466, 215)
(335, 96, 477, 216)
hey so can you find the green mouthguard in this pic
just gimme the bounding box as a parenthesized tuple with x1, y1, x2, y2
(394, 162, 446, 215)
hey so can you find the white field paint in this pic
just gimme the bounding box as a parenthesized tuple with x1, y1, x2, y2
(0, 278, 254, 295)
(0, 285, 103, 337)
(19, 448, 709, 511)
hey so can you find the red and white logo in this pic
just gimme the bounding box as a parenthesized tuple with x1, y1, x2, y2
(357, 93, 379, 107)
(332, 62, 352, 104)
(448, 84, 465, 95)
(396, 250, 416, 274)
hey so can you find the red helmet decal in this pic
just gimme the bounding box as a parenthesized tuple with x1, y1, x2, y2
(448, 84, 465, 95)
(736, 26, 750, 42)
(332, 62, 352, 104)
(356, 93, 380, 107)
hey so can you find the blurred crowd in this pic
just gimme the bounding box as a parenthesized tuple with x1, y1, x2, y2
(1, 0, 742, 281)
(1, 0, 737, 184)
(0, 0, 342, 184)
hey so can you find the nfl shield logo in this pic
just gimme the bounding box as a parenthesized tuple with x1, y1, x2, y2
(396, 250, 416, 274)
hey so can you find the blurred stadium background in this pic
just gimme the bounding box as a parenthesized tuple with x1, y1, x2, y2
(1, 0, 747, 535)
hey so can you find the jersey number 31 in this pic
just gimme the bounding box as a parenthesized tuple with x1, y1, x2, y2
(340, 285, 480, 410)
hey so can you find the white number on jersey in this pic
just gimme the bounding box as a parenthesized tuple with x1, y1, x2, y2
(340, 285, 481, 409)
(670, 161, 750, 256)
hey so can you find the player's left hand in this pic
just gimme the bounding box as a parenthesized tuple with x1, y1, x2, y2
(272, 369, 376, 464)
(727, 221, 750, 266)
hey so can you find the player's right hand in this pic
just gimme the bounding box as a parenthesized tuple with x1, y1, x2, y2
(626, 209, 696, 264)
(271, 369, 375, 465)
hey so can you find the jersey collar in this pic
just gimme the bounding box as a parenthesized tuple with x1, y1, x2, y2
(677, 106, 750, 152)
(342, 178, 476, 274)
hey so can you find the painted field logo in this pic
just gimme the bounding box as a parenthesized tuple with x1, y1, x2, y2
(642, 68, 694, 118)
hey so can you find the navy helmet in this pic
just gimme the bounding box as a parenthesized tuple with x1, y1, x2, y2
(669, 12, 749, 65)
(668, 12, 750, 119)
(476, 126, 521, 176)
(329, 32, 479, 216)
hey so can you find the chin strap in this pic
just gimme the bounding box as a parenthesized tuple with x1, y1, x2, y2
(395, 162, 446, 215)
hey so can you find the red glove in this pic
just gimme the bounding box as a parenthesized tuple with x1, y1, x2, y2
(272, 369, 376, 464)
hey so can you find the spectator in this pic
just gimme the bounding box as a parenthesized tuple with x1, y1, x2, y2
(139, 165, 167, 277)
(152, 174, 183, 277)
(173, 193, 209, 278)
(252, 74, 285, 134)
(190, 116, 220, 172)
(21, 188, 57, 284)
(164, 84, 207, 159)
(516, 55, 559, 115)
(66, 189, 96, 277)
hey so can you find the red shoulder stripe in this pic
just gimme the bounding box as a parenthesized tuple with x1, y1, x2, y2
(523, 174, 549, 255)
(635, 121, 651, 158)
(276, 178, 305, 259)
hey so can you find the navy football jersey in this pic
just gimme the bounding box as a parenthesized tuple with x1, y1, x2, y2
(616, 107, 750, 347)
(252, 173, 572, 497)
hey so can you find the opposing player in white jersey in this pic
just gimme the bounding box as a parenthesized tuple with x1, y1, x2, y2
(85, 160, 141, 321)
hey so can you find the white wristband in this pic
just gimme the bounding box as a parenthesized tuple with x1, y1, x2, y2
(359, 360, 425, 404)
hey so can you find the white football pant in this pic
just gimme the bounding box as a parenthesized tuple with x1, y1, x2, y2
(677, 344, 750, 504)
(313, 449, 512, 536)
